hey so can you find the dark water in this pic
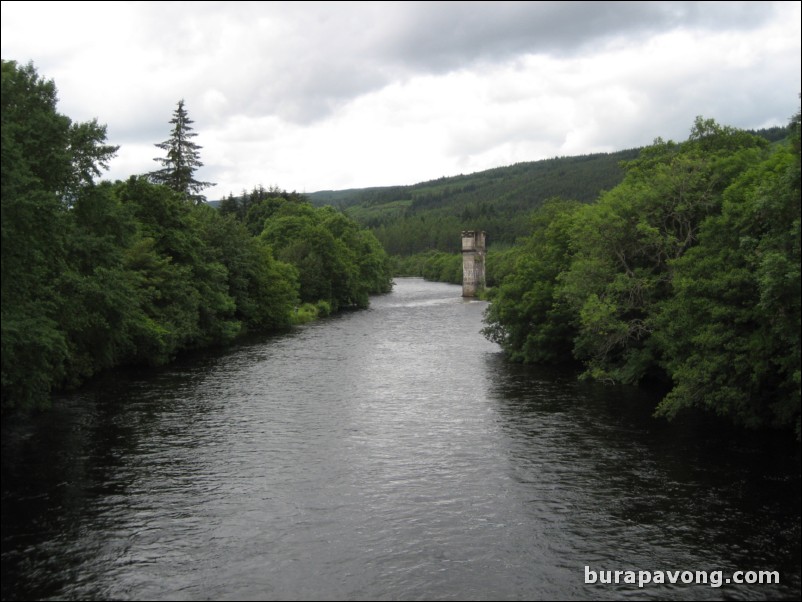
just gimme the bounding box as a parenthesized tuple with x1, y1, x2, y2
(2, 278, 800, 601)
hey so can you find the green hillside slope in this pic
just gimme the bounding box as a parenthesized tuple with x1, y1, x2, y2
(310, 149, 640, 254)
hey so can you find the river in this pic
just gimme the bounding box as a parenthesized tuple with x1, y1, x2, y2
(2, 278, 800, 600)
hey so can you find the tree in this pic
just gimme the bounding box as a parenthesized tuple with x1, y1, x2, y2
(654, 110, 800, 432)
(260, 198, 392, 310)
(149, 99, 214, 204)
(1, 60, 117, 408)
(557, 120, 767, 384)
(482, 198, 580, 363)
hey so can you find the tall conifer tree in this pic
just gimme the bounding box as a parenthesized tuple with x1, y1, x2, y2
(149, 99, 214, 203)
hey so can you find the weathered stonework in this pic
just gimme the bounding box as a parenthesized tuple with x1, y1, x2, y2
(461, 230, 486, 297)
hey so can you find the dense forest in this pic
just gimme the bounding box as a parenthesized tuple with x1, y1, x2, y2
(309, 148, 640, 255)
(483, 115, 801, 436)
(1, 60, 392, 411)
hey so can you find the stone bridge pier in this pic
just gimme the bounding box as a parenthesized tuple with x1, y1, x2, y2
(461, 230, 486, 297)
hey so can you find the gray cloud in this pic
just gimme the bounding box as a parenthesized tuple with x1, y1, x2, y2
(225, 1, 781, 123)
(115, 1, 784, 126)
(381, 1, 777, 64)
(1, 0, 798, 193)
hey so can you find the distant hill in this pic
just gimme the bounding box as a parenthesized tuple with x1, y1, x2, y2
(308, 149, 640, 254)
(309, 149, 639, 211)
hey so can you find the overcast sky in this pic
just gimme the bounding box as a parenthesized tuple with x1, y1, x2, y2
(2, 1, 800, 197)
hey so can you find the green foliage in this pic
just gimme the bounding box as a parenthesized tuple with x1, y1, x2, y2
(259, 198, 393, 310)
(221, 188, 391, 314)
(394, 251, 462, 284)
(1, 309, 68, 409)
(292, 303, 320, 324)
(54, 183, 141, 384)
(482, 199, 581, 363)
(482, 113, 800, 434)
(559, 121, 768, 384)
(0, 60, 308, 410)
(2, 60, 69, 193)
(290, 300, 334, 325)
(218, 185, 307, 232)
(654, 125, 800, 432)
(115, 177, 300, 357)
(1, 60, 116, 408)
(194, 206, 299, 331)
(149, 99, 214, 204)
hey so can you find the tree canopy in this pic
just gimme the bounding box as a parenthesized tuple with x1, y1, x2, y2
(482, 113, 801, 435)
(2, 59, 118, 408)
(1, 62, 391, 411)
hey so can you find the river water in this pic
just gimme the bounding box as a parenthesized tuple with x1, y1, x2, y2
(2, 278, 800, 600)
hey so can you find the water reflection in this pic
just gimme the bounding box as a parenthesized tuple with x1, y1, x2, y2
(486, 355, 801, 600)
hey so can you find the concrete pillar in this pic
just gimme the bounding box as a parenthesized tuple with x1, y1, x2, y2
(462, 230, 486, 297)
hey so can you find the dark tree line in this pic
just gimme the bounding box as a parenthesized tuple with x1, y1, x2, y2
(483, 114, 801, 435)
(1, 61, 391, 411)
(219, 187, 393, 313)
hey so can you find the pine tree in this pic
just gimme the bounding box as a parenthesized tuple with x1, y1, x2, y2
(149, 99, 214, 204)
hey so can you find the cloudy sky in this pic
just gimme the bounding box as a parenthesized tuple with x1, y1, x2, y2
(2, 1, 800, 197)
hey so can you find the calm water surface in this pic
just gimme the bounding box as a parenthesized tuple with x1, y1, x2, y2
(2, 278, 800, 600)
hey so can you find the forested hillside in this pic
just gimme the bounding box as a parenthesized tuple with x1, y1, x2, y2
(310, 149, 640, 255)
